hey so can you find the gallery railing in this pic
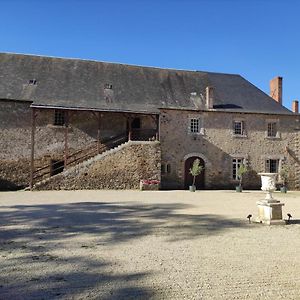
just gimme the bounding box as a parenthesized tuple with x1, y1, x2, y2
(130, 129, 158, 141)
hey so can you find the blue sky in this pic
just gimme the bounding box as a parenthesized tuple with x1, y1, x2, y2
(1, 0, 299, 110)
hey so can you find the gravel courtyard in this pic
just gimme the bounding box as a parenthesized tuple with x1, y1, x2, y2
(0, 190, 300, 299)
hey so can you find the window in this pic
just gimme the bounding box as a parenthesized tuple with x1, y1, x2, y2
(166, 164, 171, 173)
(104, 83, 113, 89)
(266, 159, 279, 173)
(161, 163, 171, 175)
(50, 159, 64, 176)
(54, 110, 65, 126)
(189, 118, 200, 134)
(267, 122, 277, 137)
(233, 121, 244, 135)
(188, 115, 204, 135)
(232, 158, 243, 180)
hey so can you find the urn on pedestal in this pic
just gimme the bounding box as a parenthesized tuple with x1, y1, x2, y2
(256, 173, 285, 225)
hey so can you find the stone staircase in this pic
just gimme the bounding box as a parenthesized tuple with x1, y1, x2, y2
(32, 140, 131, 190)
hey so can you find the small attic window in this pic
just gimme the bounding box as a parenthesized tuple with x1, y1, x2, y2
(28, 79, 37, 85)
(104, 83, 113, 89)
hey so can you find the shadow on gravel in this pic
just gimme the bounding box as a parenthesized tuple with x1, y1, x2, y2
(0, 202, 247, 244)
(0, 255, 154, 299)
(286, 219, 300, 225)
(0, 201, 247, 299)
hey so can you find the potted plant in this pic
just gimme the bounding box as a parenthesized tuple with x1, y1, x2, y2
(236, 164, 247, 192)
(189, 158, 203, 192)
(279, 167, 289, 193)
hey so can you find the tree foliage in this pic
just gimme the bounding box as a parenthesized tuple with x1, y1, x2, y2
(189, 159, 203, 186)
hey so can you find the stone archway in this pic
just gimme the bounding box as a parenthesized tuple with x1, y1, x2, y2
(183, 153, 211, 190)
(184, 156, 205, 189)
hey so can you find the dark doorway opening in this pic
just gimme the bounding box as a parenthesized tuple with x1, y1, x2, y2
(184, 156, 205, 189)
(50, 160, 64, 176)
(131, 117, 141, 140)
(131, 117, 141, 129)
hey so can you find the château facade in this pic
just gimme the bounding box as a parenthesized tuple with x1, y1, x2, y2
(0, 53, 299, 190)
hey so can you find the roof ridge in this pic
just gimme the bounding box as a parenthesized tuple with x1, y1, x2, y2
(0, 52, 240, 76)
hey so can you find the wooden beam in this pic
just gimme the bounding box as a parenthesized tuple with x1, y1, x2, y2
(64, 111, 69, 168)
(97, 112, 102, 153)
(156, 114, 160, 141)
(30, 108, 36, 190)
(128, 114, 132, 141)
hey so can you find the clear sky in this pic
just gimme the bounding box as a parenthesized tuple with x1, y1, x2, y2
(1, 0, 299, 110)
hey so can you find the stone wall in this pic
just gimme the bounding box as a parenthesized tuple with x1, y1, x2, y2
(160, 109, 300, 190)
(34, 141, 161, 190)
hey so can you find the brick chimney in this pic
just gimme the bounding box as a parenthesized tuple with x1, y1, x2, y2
(270, 76, 282, 105)
(292, 100, 299, 113)
(206, 86, 214, 109)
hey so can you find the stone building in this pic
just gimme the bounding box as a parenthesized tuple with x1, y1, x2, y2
(0, 53, 299, 190)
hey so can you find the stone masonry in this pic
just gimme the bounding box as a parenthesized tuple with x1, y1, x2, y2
(34, 141, 161, 190)
(160, 109, 300, 190)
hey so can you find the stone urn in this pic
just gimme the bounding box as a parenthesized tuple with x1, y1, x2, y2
(256, 173, 285, 225)
(258, 172, 277, 202)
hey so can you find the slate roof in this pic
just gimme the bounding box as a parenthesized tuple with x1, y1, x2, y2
(0, 53, 293, 115)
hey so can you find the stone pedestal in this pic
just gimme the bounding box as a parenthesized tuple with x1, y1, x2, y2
(256, 173, 285, 225)
(256, 200, 285, 225)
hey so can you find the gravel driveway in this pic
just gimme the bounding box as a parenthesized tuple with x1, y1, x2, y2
(0, 190, 300, 299)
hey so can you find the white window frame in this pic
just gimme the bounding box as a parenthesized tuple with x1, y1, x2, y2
(232, 158, 244, 180)
(265, 119, 280, 139)
(188, 115, 204, 135)
(267, 122, 277, 137)
(190, 118, 200, 134)
(265, 159, 279, 173)
(232, 118, 246, 137)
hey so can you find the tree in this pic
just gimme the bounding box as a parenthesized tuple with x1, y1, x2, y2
(189, 159, 203, 187)
(237, 164, 247, 189)
(280, 166, 289, 188)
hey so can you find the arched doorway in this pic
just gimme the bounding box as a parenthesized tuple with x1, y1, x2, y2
(184, 156, 205, 189)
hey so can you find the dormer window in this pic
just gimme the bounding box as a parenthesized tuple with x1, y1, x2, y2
(28, 79, 37, 85)
(104, 83, 113, 89)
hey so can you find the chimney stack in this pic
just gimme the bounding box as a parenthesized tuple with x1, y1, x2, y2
(270, 76, 283, 105)
(292, 100, 299, 113)
(206, 86, 214, 109)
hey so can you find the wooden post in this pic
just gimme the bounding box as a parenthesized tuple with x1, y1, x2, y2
(156, 114, 160, 141)
(97, 112, 101, 153)
(128, 115, 132, 141)
(30, 108, 36, 190)
(64, 111, 69, 168)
